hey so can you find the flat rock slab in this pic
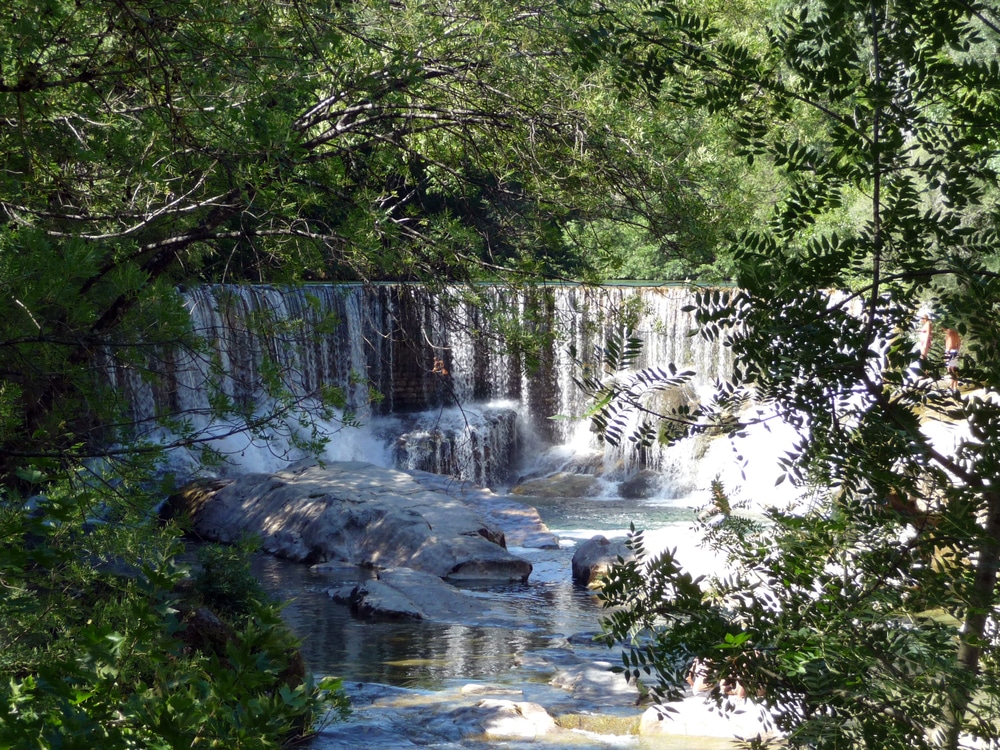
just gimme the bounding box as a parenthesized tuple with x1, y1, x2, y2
(167, 461, 538, 582)
(405, 470, 559, 550)
(327, 567, 519, 624)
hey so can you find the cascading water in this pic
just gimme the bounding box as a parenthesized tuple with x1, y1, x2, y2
(112, 282, 738, 492)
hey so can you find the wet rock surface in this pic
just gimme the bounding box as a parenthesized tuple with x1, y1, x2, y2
(317, 669, 774, 748)
(253, 509, 772, 749)
(327, 567, 519, 624)
(510, 472, 603, 499)
(166, 461, 556, 581)
(571, 534, 636, 587)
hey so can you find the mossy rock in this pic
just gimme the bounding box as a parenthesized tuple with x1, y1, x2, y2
(555, 713, 641, 735)
(510, 472, 602, 498)
(160, 478, 233, 525)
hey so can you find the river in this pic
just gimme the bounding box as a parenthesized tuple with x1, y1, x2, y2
(251, 481, 768, 749)
(132, 283, 787, 746)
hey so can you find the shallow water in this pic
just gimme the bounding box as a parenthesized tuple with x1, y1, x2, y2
(250, 492, 747, 748)
(255, 495, 696, 681)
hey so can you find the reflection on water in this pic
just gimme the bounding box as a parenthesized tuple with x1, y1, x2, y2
(253, 549, 605, 689)
(250, 493, 714, 748)
(252, 495, 696, 689)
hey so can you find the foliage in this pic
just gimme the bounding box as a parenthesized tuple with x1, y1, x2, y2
(2, 0, 739, 744)
(192, 538, 270, 623)
(0, 0, 783, 746)
(564, 0, 778, 283)
(580, 0, 1000, 748)
(0, 0, 746, 473)
(0, 475, 348, 749)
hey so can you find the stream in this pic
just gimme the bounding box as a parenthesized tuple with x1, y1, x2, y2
(252, 491, 747, 749)
(134, 282, 796, 745)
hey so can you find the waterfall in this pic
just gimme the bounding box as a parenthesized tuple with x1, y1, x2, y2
(111, 283, 733, 489)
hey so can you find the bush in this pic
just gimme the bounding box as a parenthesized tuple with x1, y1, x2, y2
(0, 485, 349, 750)
(192, 537, 270, 622)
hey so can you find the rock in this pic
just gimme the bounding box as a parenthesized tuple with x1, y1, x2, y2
(639, 705, 676, 736)
(510, 472, 602, 498)
(549, 660, 641, 703)
(317, 725, 422, 749)
(161, 477, 232, 521)
(648, 383, 701, 420)
(566, 631, 604, 646)
(571, 535, 635, 586)
(165, 461, 532, 582)
(459, 684, 523, 696)
(444, 699, 558, 740)
(513, 647, 582, 672)
(177, 605, 234, 657)
(331, 677, 778, 748)
(347, 579, 425, 621)
(406, 471, 559, 549)
(617, 470, 662, 499)
(553, 713, 641, 735)
(639, 698, 774, 739)
(338, 567, 511, 623)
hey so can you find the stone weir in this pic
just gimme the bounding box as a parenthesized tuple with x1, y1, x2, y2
(112, 283, 733, 486)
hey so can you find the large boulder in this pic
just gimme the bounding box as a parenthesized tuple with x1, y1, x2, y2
(165, 461, 532, 582)
(571, 535, 635, 587)
(328, 567, 515, 623)
(510, 472, 602, 498)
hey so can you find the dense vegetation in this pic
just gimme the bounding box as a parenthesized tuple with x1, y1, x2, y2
(0, 0, 746, 745)
(581, 1, 1000, 748)
(4, 0, 1000, 746)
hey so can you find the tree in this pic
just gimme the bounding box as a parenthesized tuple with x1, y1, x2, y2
(0, 0, 645, 745)
(0, 0, 739, 471)
(578, 1, 1000, 747)
(1, 0, 748, 745)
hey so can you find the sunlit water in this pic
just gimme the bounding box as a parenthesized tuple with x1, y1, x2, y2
(229, 402, 809, 749)
(251, 491, 718, 748)
(254, 494, 697, 682)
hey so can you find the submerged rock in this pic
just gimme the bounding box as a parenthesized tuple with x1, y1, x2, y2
(165, 461, 533, 582)
(510, 472, 603, 498)
(549, 659, 641, 703)
(326, 682, 567, 747)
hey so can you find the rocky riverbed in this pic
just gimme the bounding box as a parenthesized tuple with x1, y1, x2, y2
(170, 459, 775, 747)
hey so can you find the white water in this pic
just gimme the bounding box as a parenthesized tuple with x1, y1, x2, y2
(117, 283, 989, 749)
(124, 283, 809, 593)
(111, 283, 790, 498)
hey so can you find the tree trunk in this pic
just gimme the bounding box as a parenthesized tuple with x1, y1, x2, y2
(939, 490, 1000, 748)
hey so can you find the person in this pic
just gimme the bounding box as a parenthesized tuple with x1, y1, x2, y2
(944, 327, 961, 389)
(918, 314, 933, 360)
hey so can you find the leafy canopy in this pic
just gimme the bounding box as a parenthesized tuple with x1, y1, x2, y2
(578, 1, 1000, 748)
(1, 0, 755, 745)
